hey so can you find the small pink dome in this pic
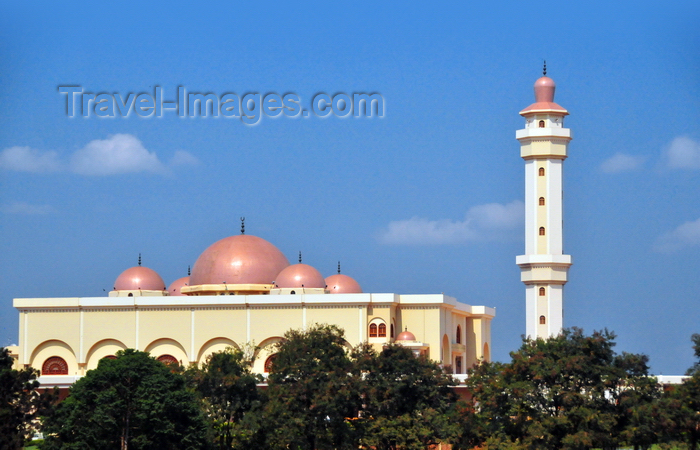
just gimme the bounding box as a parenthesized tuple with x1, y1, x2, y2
(534, 76, 556, 103)
(275, 264, 325, 289)
(168, 276, 190, 296)
(114, 266, 166, 291)
(325, 274, 362, 294)
(396, 329, 416, 341)
(190, 235, 290, 286)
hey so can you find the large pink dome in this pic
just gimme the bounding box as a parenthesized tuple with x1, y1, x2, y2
(114, 266, 166, 291)
(325, 274, 362, 294)
(276, 264, 325, 289)
(190, 235, 290, 285)
(168, 276, 190, 296)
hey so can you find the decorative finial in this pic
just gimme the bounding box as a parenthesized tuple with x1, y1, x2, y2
(543, 60, 547, 76)
(138, 253, 142, 266)
(298, 251, 302, 264)
(405, 326, 408, 331)
(337, 261, 341, 274)
(187, 265, 191, 276)
(240, 217, 245, 235)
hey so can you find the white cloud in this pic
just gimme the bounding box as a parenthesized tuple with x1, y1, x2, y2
(665, 136, 700, 170)
(378, 200, 524, 245)
(600, 153, 646, 173)
(0, 146, 62, 173)
(70, 134, 166, 175)
(169, 150, 201, 167)
(1, 134, 195, 176)
(654, 217, 700, 253)
(1, 202, 56, 215)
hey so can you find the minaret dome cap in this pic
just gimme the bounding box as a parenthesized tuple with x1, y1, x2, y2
(534, 76, 556, 103)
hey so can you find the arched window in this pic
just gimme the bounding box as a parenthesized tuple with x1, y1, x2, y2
(390, 323, 395, 339)
(539, 315, 546, 324)
(538, 120, 545, 128)
(378, 323, 387, 337)
(539, 287, 546, 296)
(157, 354, 179, 366)
(539, 227, 545, 236)
(455, 356, 463, 374)
(42, 356, 68, 375)
(456, 325, 462, 344)
(369, 323, 378, 338)
(290, 290, 296, 295)
(539, 167, 545, 176)
(264, 354, 277, 373)
(539, 197, 545, 206)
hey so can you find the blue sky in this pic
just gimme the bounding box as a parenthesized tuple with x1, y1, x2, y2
(1, 1, 698, 374)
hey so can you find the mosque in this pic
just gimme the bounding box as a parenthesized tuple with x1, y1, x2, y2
(12, 70, 572, 391)
(12, 222, 495, 390)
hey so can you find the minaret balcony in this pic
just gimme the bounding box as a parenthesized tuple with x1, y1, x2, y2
(516, 127, 572, 140)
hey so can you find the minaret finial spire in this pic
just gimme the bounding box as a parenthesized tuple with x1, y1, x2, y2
(337, 261, 341, 274)
(138, 253, 142, 266)
(543, 60, 547, 76)
(240, 217, 245, 235)
(298, 251, 302, 264)
(187, 265, 191, 276)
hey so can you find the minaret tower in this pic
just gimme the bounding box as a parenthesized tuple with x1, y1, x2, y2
(515, 66, 572, 339)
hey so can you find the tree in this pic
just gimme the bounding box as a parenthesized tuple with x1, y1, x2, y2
(43, 349, 208, 450)
(0, 347, 54, 450)
(687, 333, 700, 376)
(356, 343, 458, 450)
(667, 334, 700, 450)
(458, 328, 661, 450)
(261, 324, 362, 450)
(184, 347, 264, 450)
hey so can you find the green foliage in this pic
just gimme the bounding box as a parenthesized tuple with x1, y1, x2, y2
(42, 349, 207, 450)
(262, 324, 361, 450)
(184, 347, 264, 450)
(253, 326, 458, 450)
(458, 328, 661, 450)
(0, 347, 54, 450)
(358, 344, 458, 450)
(686, 334, 700, 376)
(666, 334, 700, 450)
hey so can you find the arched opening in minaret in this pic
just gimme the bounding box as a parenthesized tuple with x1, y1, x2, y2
(538, 120, 545, 128)
(539, 287, 546, 296)
(539, 315, 546, 324)
(539, 197, 545, 206)
(539, 167, 545, 176)
(539, 227, 545, 236)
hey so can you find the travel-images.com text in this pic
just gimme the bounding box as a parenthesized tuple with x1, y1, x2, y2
(59, 86, 384, 125)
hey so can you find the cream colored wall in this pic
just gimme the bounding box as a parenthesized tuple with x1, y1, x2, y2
(197, 337, 239, 364)
(194, 307, 247, 359)
(469, 317, 491, 366)
(83, 310, 136, 360)
(464, 318, 477, 368)
(16, 294, 494, 378)
(306, 305, 364, 343)
(31, 339, 79, 376)
(397, 306, 443, 362)
(85, 339, 127, 370)
(140, 308, 191, 358)
(25, 310, 80, 372)
(249, 307, 303, 344)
